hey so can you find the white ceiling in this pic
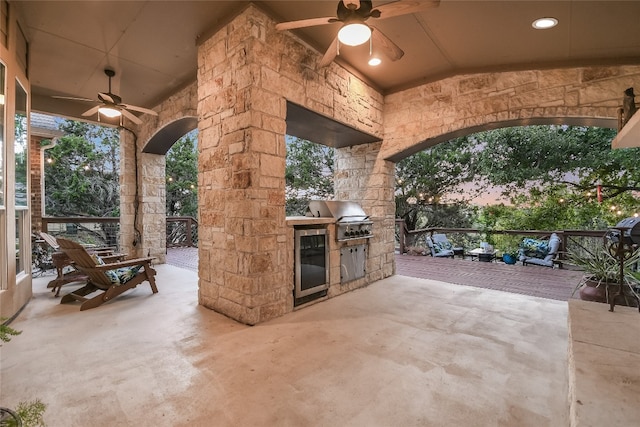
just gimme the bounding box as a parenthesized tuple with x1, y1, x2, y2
(15, 1, 640, 122)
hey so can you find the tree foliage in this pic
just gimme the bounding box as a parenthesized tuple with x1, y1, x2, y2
(285, 137, 334, 215)
(474, 126, 640, 203)
(166, 131, 198, 218)
(397, 125, 640, 232)
(44, 120, 120, 217)
(395, 137, 477, 230)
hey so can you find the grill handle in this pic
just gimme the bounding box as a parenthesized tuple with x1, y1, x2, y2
(337, 215, 370, 222)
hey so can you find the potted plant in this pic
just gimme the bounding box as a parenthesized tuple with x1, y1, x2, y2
(568, 242, 640, 306)
(501, 246, 519, 265)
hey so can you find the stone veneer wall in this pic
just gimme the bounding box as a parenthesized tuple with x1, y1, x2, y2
(382, 66, 640, 160)
(334, 142, 397, 282)
(119, 128, 168, 262)
(196, 5, 386, 324)
(120, 83, 198, 261)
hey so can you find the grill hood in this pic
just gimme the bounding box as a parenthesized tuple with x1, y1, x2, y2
(615, 217, 640, 244)
(306, 200, 369, 223)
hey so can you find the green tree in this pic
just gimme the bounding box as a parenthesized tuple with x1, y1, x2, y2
(285, 137, 334, 215)
(166, 131, 198, 218)
(475, 126, 640, 202)
(473, 125, 640, 227)
(395, 137, 477, 230)
(44, 120, 120, 217)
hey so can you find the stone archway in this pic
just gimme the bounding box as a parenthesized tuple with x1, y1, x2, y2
(382, 66, 640, 162)
(143, 117, 198, 155)
(119, 84, 198, 261)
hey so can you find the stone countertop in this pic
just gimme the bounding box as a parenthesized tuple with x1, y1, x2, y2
(285, 216, 334, 226)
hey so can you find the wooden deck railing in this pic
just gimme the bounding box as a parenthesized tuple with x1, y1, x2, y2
(41, 216, 120, 248)
(395, 219, 608, 261)
(41, 216, 199, 249)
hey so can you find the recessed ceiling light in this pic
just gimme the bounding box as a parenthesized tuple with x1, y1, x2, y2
(368, 57, 381, 66)
(532, 17, 558, 30)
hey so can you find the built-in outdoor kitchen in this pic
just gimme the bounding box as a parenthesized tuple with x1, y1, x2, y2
(287, 200, 374, 307)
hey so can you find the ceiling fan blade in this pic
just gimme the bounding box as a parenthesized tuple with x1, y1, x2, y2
(81, 105, 101, 117)
(120, 108, 143, 125)
(373, 0, 440, 20)
(371, 27, 404, 61)
(52, 95, 96, 103)
(120, 104, 158, 116)
(318, 37, 339, 68)
(276, 17, 336, 31)
(98, 92, 119, 104)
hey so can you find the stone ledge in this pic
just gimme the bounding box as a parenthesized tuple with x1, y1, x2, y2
(568, 299, 640, 427)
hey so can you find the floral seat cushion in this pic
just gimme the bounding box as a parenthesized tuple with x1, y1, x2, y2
(433, 240, 453, 253)
(520, 238, 550, 258)
(92, 254, 142, 285)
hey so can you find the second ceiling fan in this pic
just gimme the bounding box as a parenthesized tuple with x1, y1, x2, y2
(275, 0, 440, 67)
(54, 68, 158, 125)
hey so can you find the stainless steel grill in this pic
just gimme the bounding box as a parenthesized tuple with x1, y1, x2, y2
(306, 200, 373, 241)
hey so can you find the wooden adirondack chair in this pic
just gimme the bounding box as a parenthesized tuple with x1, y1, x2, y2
(39, 232, 124, 297)
(56, 237, 158, 311)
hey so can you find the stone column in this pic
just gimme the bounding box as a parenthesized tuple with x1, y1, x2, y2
(335, 142, 397, 280)
(197, 7, 289, 325)
(119, 127, 167, 262)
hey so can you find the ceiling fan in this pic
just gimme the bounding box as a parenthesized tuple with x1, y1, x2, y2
(275, 0, 440, 67)
(53, 68, 158, 125)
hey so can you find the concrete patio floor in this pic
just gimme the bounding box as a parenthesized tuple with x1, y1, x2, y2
(1, 263, 571, 426)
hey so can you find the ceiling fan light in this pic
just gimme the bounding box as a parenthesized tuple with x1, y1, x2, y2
(338, 23, 371, 46)
(98, 106, 121, 118)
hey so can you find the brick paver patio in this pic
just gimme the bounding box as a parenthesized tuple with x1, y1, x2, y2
(167, 247, 585, 301)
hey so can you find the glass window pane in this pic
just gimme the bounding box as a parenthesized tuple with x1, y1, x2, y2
(15, 210, 24, 274)
(14, 80, 27, 207)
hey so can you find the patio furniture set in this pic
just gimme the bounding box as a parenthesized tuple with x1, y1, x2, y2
(425, 233, 561, 266)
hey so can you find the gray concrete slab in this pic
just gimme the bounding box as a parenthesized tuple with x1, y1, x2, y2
(1, 265, 569, 426)
(568, 299, 640, 427)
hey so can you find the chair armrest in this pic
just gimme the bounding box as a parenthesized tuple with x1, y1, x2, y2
(94, 257, 155, 270)
(99, 253, 127, 262)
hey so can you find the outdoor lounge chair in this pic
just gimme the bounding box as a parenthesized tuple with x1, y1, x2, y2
(56, 237, 157, 310)
(39, 232, 124, 297)
(426, 234, 463, 258)
(518, 233, 561, 268)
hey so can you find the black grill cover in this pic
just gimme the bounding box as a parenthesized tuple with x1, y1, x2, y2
(615, 217, 640, 244)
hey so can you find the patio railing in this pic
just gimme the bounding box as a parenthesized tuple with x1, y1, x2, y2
(166, 216, 198, 248)
(395, 219, 608, 262)
(41, 216, 120, 248)
(40, 216, 199, 249)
